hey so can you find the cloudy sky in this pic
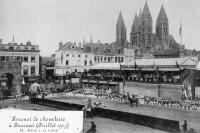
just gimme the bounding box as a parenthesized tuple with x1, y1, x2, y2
(0, 0, 199, 56)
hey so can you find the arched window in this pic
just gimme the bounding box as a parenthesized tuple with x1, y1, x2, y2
(9, 47, 13, 50)
(24, 47, 28, 50)
(31, 47, 35, 50)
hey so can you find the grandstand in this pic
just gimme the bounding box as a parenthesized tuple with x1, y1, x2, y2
(82, 57, 199, 100)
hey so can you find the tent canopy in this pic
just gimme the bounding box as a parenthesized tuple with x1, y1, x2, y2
(123, 57, 198, 69)
(89, 63, 123, 70)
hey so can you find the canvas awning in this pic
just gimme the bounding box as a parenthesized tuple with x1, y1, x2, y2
(89, 63, 122, 70)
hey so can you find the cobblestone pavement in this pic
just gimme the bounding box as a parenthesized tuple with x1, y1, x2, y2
(46, 93, 200, 132)
(0, 99, 168, 133)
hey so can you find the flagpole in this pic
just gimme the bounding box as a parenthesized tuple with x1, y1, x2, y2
(180, 20, 182, 45)
(61, 50, 64, 84)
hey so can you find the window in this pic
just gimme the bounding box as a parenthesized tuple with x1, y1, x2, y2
(104, 57, 107, 61)
(66, 54, 69, 57)
(31, 47, 35, 50)
(0, 56, 5, 61)
(23, 65, 29, 76)
(31, 56, 35, 62)
(85, 55, 87, 58)
(24, 47, 28, 50)
(121, 57, 124, 62)
(78, 55, 81, 57)
(84, 60, 87, 66)
(66, 60, 69, 65)
(115, 57, 117, 62)
(31, 66, 35, 76)
(94, 57, 97, 61)
(108, 57, 110, 62)
(118, 57, 121, 62)
(16, 56, 21, 61)
(5, 56, 9, 61)
(89, 60, 92, 66)
(23, 69, 28, 76)
(9, 47, 13, 50)
(118, 49, 121, 54)
(23, 56, 28, 62)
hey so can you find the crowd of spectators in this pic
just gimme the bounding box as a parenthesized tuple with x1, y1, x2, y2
(127, 70, 190, 84)
(82, 71, 123, 82)
(143, 96, 200, 111)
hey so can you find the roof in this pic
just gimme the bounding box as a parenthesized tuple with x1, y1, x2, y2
(157, 4, 168, 21)
(116, 11, 125, 26)
(56, 42, 84, 53)
(142, 1, 152, 19)
(90, 63, 123, 70)
(122, 57, 198, 69)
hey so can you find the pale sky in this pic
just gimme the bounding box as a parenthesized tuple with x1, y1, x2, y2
(0, 0, 200, 56)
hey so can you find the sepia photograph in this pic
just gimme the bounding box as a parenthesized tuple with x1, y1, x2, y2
(0, 0, 200, 132)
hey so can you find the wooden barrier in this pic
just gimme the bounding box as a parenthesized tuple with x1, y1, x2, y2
(33, 98, 180, 132)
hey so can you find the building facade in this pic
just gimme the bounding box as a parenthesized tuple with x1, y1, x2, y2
(55, 42, 94, 75)
(0, 41, 40, 78)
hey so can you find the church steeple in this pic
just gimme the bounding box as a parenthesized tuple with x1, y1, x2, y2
(139, 1, 153, 48)
(157, 4, 168, 21)
(142, 1, 152, 19)
(156, 4, 169, 49)
(116, 11, 125, 26)
(116, 11, 127, 46)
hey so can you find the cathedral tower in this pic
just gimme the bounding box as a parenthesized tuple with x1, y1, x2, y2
(156, 4, 169, 49)
(140, 1, 153, 50)
(130, 13, 140, 48)
(116, 11, 127, 47)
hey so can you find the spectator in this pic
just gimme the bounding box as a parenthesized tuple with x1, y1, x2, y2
(182, 120, 187, 133)
(86, 121, 96, 133)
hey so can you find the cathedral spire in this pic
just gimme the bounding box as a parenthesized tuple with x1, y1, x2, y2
(116, 11, 125, 26)
(116, 11, 126, 46)
(157, 4, 168, 21)
(132, 13, 138, 27)
(131, 13, 139, 33)
(142, 1, 152, 19)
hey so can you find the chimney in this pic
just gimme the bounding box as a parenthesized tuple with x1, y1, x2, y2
(59, 42, 63, 49)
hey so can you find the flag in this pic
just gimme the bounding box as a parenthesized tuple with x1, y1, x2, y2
(134, 60, 137, 70)
(61, 50, 63, 64)
(179, 22, 182, 37)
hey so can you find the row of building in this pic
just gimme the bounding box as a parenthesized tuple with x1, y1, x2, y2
(51, 2, 198, 77)
(0, 2, 200, 88)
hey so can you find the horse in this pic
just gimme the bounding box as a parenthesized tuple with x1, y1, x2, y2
(121, 95, 128, 103)
(127, 95, 139, 107)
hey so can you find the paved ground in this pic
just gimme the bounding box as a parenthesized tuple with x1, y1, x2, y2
(45, 93, 200, 132)
(0, 99, 168, 133)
